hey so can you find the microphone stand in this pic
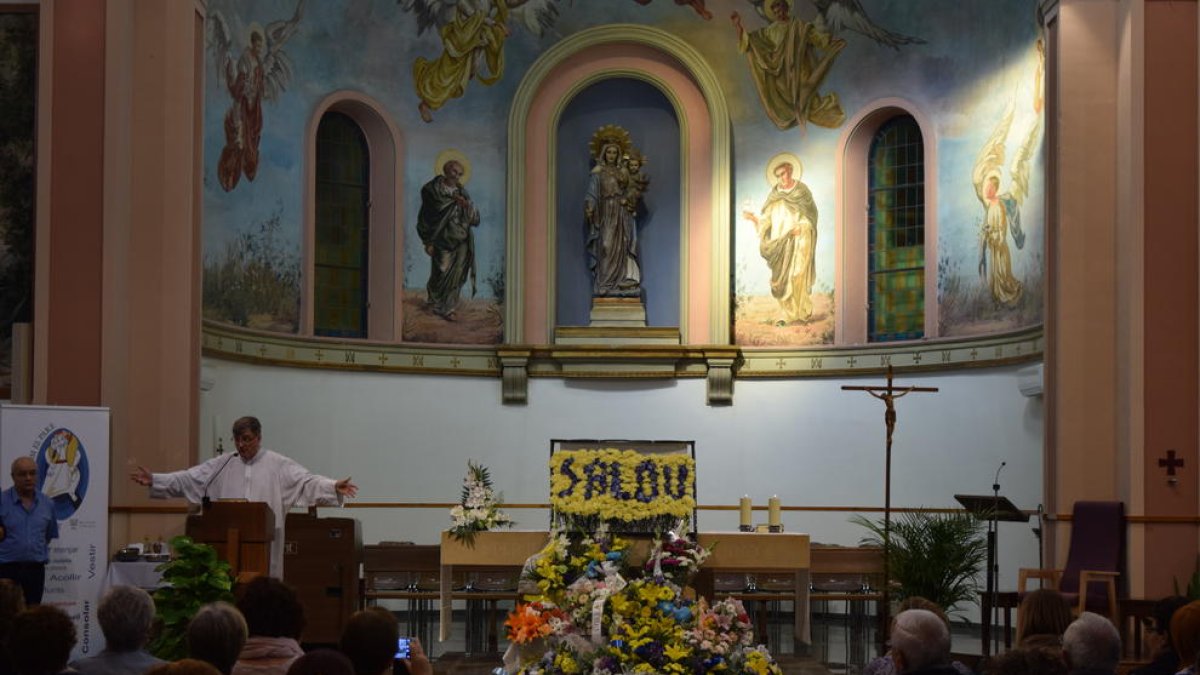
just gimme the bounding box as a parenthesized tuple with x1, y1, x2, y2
(201, 451, 239, 511)
(988, 462, 1004, 656)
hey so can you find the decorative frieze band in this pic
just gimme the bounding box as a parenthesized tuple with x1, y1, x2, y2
(202, 321, 1043, 404)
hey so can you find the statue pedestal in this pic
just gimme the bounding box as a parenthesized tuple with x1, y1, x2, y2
(553, 297, 680, 348)
(588, 297, 646, 327)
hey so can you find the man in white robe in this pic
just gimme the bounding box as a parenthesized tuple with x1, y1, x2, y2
(130, 416, 357, 577)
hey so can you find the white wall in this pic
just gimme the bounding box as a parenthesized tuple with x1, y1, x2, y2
(198, 358, 1044, 600)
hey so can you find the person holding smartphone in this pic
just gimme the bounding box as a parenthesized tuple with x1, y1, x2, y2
(338, 607, 430, 675)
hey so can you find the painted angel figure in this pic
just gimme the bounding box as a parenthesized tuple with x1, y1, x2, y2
(400, 0, 560, 123)
(208, 0, 305, 192)
(732, 0, 923, 131)
(972, 104, 1042, 307)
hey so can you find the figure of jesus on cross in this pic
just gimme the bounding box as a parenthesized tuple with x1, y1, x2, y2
(842, 365, 938, 643)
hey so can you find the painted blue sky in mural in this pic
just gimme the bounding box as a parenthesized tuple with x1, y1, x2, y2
(203, 0, 1044, 325)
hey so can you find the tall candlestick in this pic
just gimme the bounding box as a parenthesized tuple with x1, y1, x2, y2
(739, 496, 753, 529)
(768, 495, 781, 527)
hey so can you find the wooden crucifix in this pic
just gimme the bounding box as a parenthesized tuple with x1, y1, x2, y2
(842, 365, 938, 644)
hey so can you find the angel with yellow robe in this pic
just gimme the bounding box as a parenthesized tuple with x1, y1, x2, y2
(972, 104, 1042, 307)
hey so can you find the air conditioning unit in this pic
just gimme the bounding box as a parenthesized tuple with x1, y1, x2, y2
(1017, 363, 1043, 397)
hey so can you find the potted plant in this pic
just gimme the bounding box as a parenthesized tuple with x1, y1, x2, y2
(148, 535, 235, 660)
(851, 511, 987, 619)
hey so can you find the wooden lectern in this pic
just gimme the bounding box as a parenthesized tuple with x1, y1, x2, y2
(186, 502, 274, 581)
(283, 512, 361, 644)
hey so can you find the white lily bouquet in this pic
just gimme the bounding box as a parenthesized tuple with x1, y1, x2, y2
(448, 461, 514, 546)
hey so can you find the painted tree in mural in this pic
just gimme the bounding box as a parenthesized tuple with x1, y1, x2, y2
(732, 0, 923, 130)
(208, 0, 305, 192)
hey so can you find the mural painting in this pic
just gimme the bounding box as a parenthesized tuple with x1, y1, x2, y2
(209, 0, 305, 192)
(937, 36, 1045, 337)
(403, 151, 503, 344)
(199, 0, 1046, 347)
(735, 153, 832, 345)
(0, 11, 37, 396)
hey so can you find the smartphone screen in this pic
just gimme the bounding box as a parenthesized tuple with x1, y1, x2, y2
(394, 637, 411, 660)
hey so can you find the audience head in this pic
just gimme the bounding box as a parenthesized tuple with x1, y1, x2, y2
(0, 579, 25, 632)
(1017, 589, 1073, 646)
(146, 659, 224, 675)
(982, 646, 1067, 675)
(890, 608, 951, 674)
(285, 650, 355, 675)
(7, 605, 76, 675)
(1150, 595, 1189, 651)
(187, 602, 248, 675)
(236, 575, 305, 640)
(97, 584, 157, 651)
(339, 607, 399, 675)
(1062, 612, 1120, 674)
(1171, 599, 1200, 669)
(896, 596, 951, 630)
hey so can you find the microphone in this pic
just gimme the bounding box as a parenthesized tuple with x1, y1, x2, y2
(993, 461, 1006, 491)
(201, 451, 239, 510)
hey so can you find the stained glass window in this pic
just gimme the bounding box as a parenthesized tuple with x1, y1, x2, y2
(868, 115, 925, 342)
(314, 111, 369, 338)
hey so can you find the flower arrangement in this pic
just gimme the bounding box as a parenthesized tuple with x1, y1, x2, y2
(448, 461, 513, 546)
(644, 523, 712, 590)
(503, 527, 783, 675)
(549, 448, 696, 533)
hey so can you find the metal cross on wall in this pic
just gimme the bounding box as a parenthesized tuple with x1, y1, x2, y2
(842, 365, 939, 647)
(1159, 449, 1185, 484)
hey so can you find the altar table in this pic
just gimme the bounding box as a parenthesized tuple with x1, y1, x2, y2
(438, 531, 811, 647)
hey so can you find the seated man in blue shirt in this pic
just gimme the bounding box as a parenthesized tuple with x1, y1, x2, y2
(0, 457, 59, 605)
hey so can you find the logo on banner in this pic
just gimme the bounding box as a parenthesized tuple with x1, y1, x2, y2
(36, 428, 90, 520)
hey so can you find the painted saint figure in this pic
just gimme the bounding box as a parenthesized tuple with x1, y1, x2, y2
(732, 0, 846, 130)
(732, 0, 923, 131)
(972, 104, 1041, 307)
(743, 154, 817, 324)
(208, 1, 305, 192)
(401, 0, 561, 122)
(411, 0, 509, 123)
(418, 157, 480, 320)
(585, 127, 648, 298)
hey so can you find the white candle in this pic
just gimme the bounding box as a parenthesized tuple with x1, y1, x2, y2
(768, 495, 781, 527)
(739, 496, 753, 528)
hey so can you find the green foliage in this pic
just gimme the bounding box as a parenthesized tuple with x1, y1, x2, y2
(1173, 555, 1200, 600)
(148, 535, 235, 661)
(202, 210, 300, 332)
(851, 511, 988, 618)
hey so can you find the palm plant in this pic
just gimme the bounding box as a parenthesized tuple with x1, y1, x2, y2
(851, 511, 987, 618)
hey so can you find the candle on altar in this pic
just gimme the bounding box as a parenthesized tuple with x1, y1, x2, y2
(739, 496, 753, 528)
(768, 495, 781, 527)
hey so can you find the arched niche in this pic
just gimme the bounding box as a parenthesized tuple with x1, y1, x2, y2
(555, 78, 681, 328)
(506, 25, 730, 345)
(834, 98, 940, 345)
(301, 91, 405, 341)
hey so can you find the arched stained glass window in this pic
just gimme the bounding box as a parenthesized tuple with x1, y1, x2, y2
(314, 111, 369, 338)
(867, 115, 925, 342)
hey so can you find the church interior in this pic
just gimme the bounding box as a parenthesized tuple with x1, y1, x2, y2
(0, 0, 1197, 673)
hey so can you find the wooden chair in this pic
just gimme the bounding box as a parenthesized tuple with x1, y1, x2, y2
(1018, 501, 1124, 622)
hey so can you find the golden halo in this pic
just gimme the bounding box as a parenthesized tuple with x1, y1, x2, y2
(765, 152, 802, 185)
(589, 124, 633, 162)
(434, 149, 472, 185)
